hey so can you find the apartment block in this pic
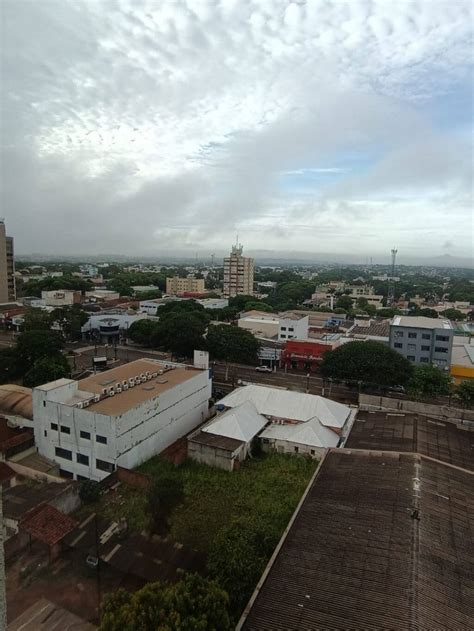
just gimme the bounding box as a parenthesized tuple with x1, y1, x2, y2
(0, 220, 15, 302)
(223, 245, 254, 297)
(389, 316, 454, 368)
(166, 276, 205, 295)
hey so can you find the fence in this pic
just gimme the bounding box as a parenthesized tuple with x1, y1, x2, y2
(359, 394, 474, 424)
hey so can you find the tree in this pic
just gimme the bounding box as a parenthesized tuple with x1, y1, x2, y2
(441, 308, 465, 321)
(99, 573, 231, 631)
(207, 325, 260, 366)
(419, 308, 438, 319)
(335, 295, 353, 311)
(407, 364, 452, 398)
(23, 353, 70, 387)
(16, 330, 64, 370)
(228, 295, 258, 311)
(51, 305, 89, 340)
(79, 480, 102, 504)
(147, 476, 184, 535)
(242, 301, 274, 313)
(0, 347, 23, 384)
(22, 309, 52, 331)
(320, 341, 413, 387)
(456, 380, 474, 406)
(157, 300, 205, 316)
(127, 319, 159, 346)
(151, 312, 207, 358)
(207, 519, 271, 617)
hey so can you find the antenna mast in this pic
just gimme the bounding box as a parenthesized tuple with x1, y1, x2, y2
(387, 248, 398, 306)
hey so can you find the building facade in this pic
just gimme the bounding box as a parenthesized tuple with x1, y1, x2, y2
(166, 277, 205, 296)
(41, 290, 82, 307)
(223, 245, 254, 297)
(389, 316, 454, 368)
(0, 221, 15, 302)
(278, 314, 309, 341)
(33, 359, 212, 481)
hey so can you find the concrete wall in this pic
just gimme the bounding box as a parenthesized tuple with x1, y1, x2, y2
(359, 394, 474, 423)
(188, 440, 243, 471)
(238, 318, 279, 338)
(261, 438, 324, 459)
(278, 316, 309, 341)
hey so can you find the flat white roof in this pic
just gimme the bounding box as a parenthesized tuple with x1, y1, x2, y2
(392, 316, 453, 330)
(218, 385, 351, 429)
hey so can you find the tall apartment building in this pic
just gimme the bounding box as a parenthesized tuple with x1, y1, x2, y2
(389, 316, 454, 368)
(223, 244, 254, 297)
(166, 276, 205, 295)
(0, 220, 15, 302)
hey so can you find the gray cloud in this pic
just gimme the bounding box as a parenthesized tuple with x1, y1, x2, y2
(1, 0, 472, 258)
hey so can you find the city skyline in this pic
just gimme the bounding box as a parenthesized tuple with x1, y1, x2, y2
(2, 1, 472, 259)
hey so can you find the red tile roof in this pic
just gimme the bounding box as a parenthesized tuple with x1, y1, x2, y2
(20, 504, 77, 546)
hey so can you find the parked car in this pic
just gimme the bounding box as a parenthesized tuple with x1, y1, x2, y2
(388, 385, 406, 394)
(255, 365, 272, 373)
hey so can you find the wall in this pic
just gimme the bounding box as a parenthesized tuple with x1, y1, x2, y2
(261, 438, 324, 459)
(117, 466, 152, 489)
(390, 324, 453, 367)
(359, 394, 474, 423)
(188, 440, 243, 471)
(278, 316, 309, 341)
(238, 318, 279, 338)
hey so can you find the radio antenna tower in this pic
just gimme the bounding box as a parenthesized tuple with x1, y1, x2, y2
(387, 248, 398, 306)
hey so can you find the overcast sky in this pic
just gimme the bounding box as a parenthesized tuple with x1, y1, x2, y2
(2, 0, 473, 262)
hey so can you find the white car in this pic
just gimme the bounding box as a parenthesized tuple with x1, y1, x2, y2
(255, 365, 272, 373)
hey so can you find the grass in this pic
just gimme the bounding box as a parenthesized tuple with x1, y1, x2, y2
(94, 453, 317, 555)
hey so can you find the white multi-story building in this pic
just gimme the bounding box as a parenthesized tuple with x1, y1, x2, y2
(223, 244, 254, 297)
(33, 358, 211, 481)
(278, 314, 309, 341)
(389, 316, 454, 368)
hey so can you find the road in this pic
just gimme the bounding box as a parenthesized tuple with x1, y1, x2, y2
(69, 344, 358, 404)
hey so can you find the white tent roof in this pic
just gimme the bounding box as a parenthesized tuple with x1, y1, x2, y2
(218, 385, 351, 429)
(260, 418, 339, 449)
(203, 400, 268, 443)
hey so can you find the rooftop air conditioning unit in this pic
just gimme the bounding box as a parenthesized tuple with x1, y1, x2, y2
(94, 395, 101, 402)
(108, 387, 115, 395)
(140, 373, 145, 379)
(128, 378, 135, 386)
(77, 402, 84, 409)
(115, 385, 122, 393)
(158, 369, 163, 375)
(123, 384, 129, 390)
(109, 391, 115, 397)
(152, 372, 158, 378)
(146, 371, 150, 377)
(102, 388, 108, 395)
(122, 380, 128, 387)
(135, 377, 141, 385)
(83, 400, 90, 407)
(141, 376, 147, 383)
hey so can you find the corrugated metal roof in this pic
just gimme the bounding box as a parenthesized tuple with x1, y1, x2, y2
(202, 401, 267, 443)
(239, 450, 474, 630)
(219, 385, 351, 429)
(260, 417, 339, 448)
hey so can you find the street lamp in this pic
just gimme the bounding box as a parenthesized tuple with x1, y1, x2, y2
(306, 372, 310, 393)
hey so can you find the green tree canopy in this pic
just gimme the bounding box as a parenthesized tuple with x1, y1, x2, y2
(157, 300, 206, 316)
(23, 353, 70, 387)
(320, 341, 413, 387)
(441, 308, 465, 321)
(127, 319, 159, 346)
(151, 312, 207, 358)
(22, 309, 52, 331)
(22, 275, 93, 297)
(456, 380, 474, 406)
(418, 308, 439, 319)
(16, 330, 64, 370)
(242, 301, 274, 313)
(0, 347, 23, 384)
(207, 324, 260, 365)
(335, 295, 354, 311)
(228, 295, 258, 311)
(99, 573, 231, 631)
(407, 364, 452, 398)
(51, 305, 89, 340)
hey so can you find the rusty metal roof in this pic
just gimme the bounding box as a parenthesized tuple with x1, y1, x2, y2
(189, 429, 244, 452)
(0, 384, 33, 419)
(346, 410, 474, 471)
(239, 449, 474, 630)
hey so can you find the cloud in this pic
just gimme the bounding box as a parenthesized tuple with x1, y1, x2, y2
(1, 0, 472, 258)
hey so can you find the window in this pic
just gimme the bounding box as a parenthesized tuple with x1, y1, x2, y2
(60, 426, 70, 435)
(96, 459, 114, 473)
(43, 401, 46, 407)
(436, 335, 449, 342)
(59, 469, 73, 479)
(51, 423, 58, 431)
(294, 446, 299, 453)
(394, 330, 404, 338)
(422, 333, 430, 340)
(55, 447, 72, 461)
(420, 357, 429, 363)
(96, 435, 107, 445)
(408, 332, 417, 339)
(80, 430, 91, 440)
(394, 342, 403, 348)
(281, 326, 287, 331)
(421, 345, 430, 351)
(436, 359, 447, 366)
(288, 327, 294, 332)
(280, 334, 286, 338)
(407, 356, 416, 361)
(76, 453, 89, 466)
(434, 347, 448, 353)
(310, 449, 315, 456)
(407, 344, 416, 351)
(44, 430, 47, 437)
